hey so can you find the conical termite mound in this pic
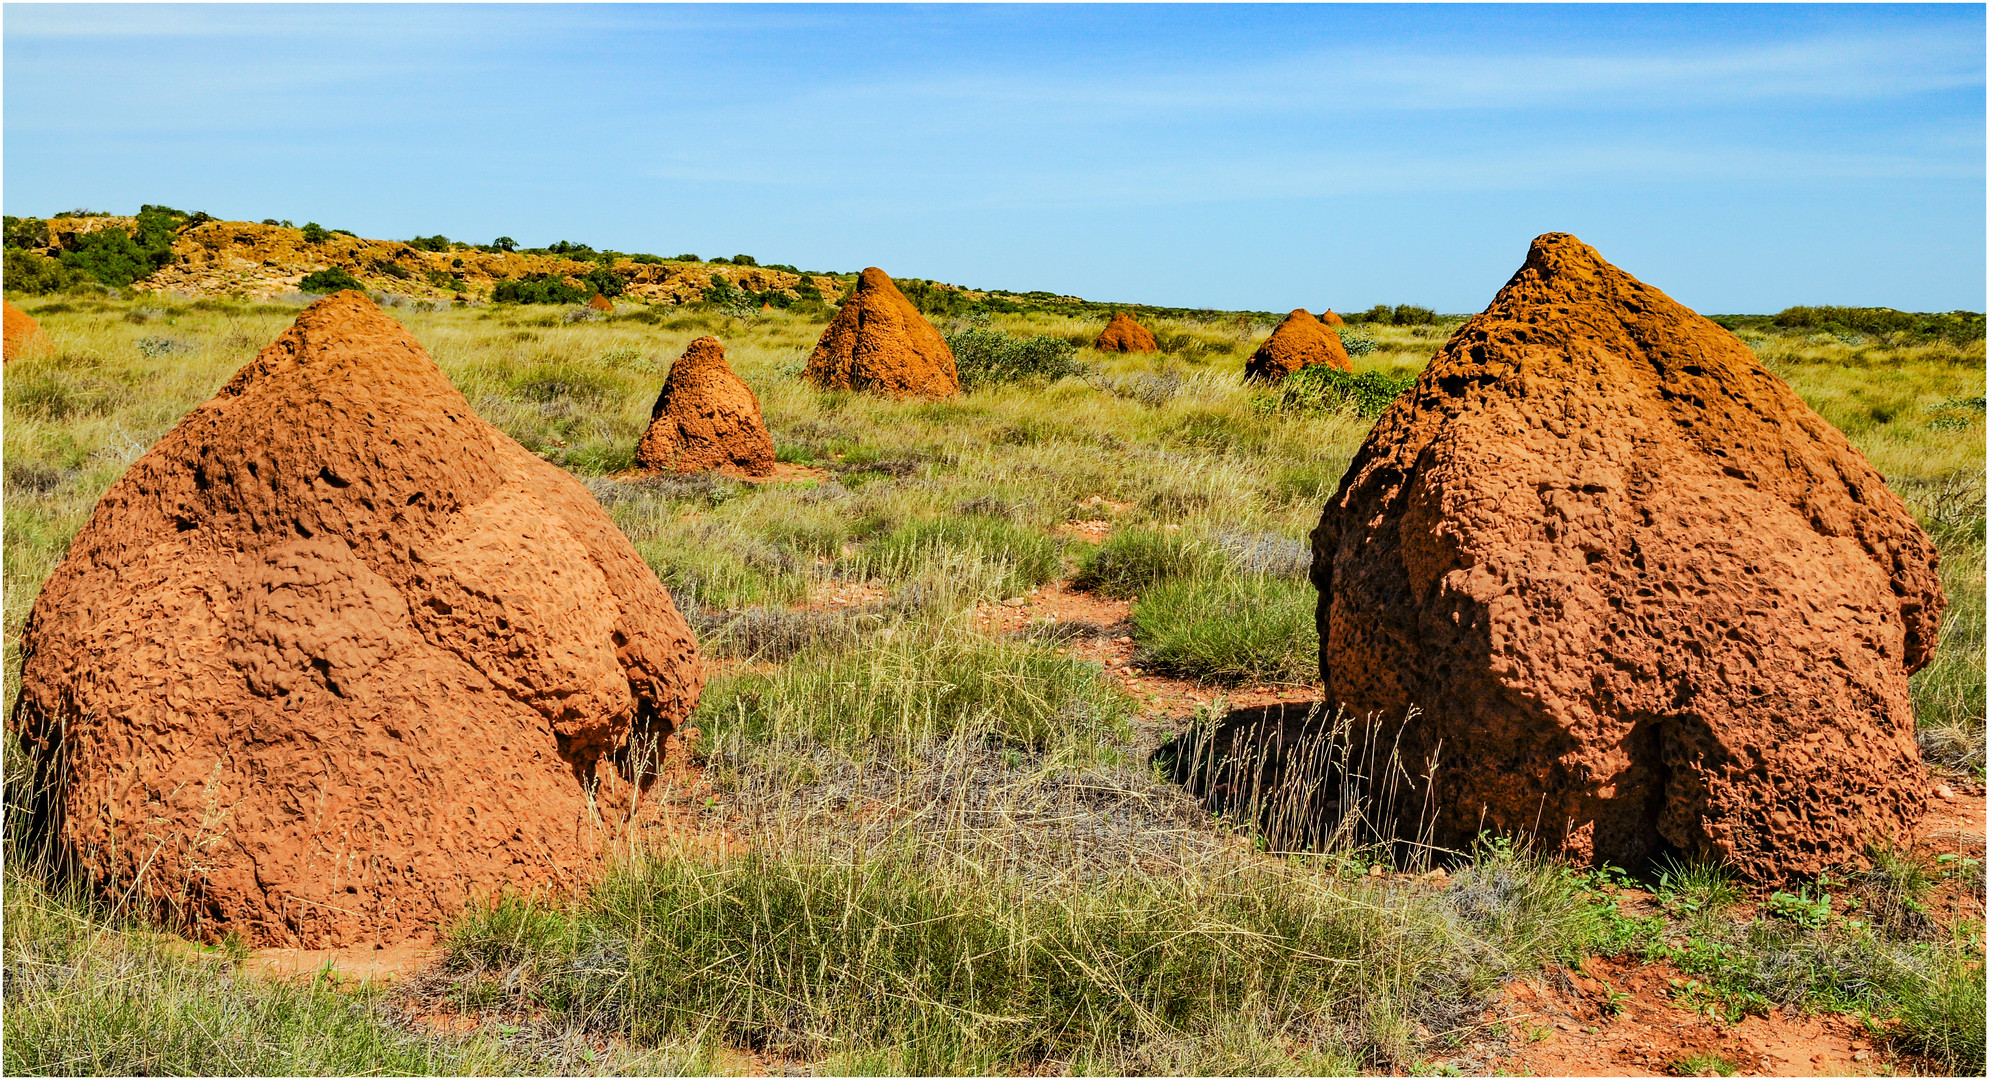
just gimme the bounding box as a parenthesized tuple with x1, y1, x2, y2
(1244, 309, 1352, 382)
(1310, 233, 1944, 881)
(10, 290, 706, 947)
(1094, 311, 1158, 352)
(803, 267, 959, 398)
(635, 335, 776, 477)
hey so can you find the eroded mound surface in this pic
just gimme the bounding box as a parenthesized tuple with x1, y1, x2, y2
(5, 300, 42, 362)
(635, 336, 775, 477)
(803, 267, 959, 398)
(11, 291, 705, 947)
(1243, 309, 1351, 382)
(1309, 234, 1943, 880)
(1094, 311, 1158, 353)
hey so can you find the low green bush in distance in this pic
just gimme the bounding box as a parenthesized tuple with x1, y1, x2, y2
(1258, 364, 1417, 417)
(3, 248, 83, 295)
(297, 266, 367, 294)
(1765, 305, 1985, 344)
(944, 326, 1088, 390)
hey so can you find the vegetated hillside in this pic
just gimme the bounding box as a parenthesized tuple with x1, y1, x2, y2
(3, 208, 845, 307)
(3, 205, 1454, 327)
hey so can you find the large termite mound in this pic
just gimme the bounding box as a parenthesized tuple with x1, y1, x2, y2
(10, 291, 706, 947)
(1243, 309, 1352, 382)
(5, 300, 43, 362)
(1094, 311, 1158, 352)
(1309, 234, 1944, 880)
(635, 336, 775, 477)
(803, 267, 959, 398)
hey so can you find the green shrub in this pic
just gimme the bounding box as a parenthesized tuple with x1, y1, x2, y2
(406, 234, 451, 252)
(491, 274, 588, 305)
(3, 249, 82, 295)
(297, 267, 367, 294)
(1772, 306, 1985, 344)
(1260, 365, 1416, 417)
(1131, 572, 1317, 684)
(54, 206, 186, 289)
(299, 222, 331, 244)
(1345, 304, 1440, 327)
(944, 327, 1088, 390)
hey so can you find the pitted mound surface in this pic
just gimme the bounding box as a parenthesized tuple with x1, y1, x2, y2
(1309, 234, 1943, 881)
(1094, 311, 1158, 352)
(587, 293, 614, 312)
(803, 267, 958, 398)
(11, 291, 705, 947)
(1319, 309, 1345, 327)
(5, 300, 42, 362)
(1243, 309, 1352, 382)
(635, 336, 775, 477)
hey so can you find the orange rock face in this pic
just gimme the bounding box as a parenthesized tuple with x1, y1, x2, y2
(4, 300, 43, 362)
(1094, 311, 1158, 352)
(803, 267, 959, 398)
(1309, 234, 1943, 880)
(587, 293, 614, 312)
(10, 291, 705, 947)
(635, 336, 775, 477)
(1319, 309, 1345, 327)
(1243, 309, 1352, 381)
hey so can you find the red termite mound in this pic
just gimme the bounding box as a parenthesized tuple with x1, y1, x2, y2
(10, 291, 706, 947)
(1309, 234, 1944, 880)
(1094, 311, 1158, 352)
(1243, 309, 1352, 382)
(635, 336, 775, 477)
(1319, 310, 1345, 327)
(803, 268, 959, 398)
(5, 300, 43, 362)
(587, 293, 614, 312)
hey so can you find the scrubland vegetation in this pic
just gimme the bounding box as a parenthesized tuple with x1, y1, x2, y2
(3, 290, 1982, 1074)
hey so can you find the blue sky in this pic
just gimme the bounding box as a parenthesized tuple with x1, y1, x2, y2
(5, 4, 1983, 313)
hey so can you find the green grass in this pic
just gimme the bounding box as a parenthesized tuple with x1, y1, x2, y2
(2, 290, 1982, 1075)
(1131, 571, 1317, 685)
(437, 830, 1618, 1074)
(2, 868, 520, 1076)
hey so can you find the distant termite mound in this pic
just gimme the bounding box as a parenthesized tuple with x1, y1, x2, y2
(1319, 309, 1345, 327)
(4, 300, 44, 362)
(10, 291, 706, 948)
(635, 336, 775, 477)
(1243, 309, 1352, 382)
(587, 292, 614, 312)
(1094, 311, 1158, 352)
(1310, 233, 1944, 881)
(803, 267, 959, 398)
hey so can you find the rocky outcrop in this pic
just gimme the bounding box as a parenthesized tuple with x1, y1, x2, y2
(803, 267, 959, 398)
(1243, 309, 1352, 382)
(24, 216, 842, 305)
(1095, 311, 1158, 352)
(1309, 233, 1944, 880)
(635, 336, 775, 477)
(11, 291, 705, 947)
